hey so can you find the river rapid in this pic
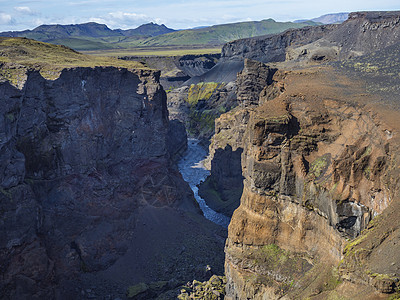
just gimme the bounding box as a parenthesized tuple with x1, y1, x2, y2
(178, 139, 230, 228)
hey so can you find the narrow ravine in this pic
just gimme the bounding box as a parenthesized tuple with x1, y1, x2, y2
(178, 138, 231, 228)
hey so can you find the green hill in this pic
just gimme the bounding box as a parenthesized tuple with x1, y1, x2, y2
(0, 37, 146, 85)
(0, 22, 175, 42)
(126, 19, 318, 47)
(0, 19, 318, 51)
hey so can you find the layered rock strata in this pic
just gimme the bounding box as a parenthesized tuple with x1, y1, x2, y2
(215, 64, 400, 299)
(198, 59, 278, 216)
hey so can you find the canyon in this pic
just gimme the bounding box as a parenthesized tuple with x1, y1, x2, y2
(173, 11, 400, 299)
(0, 49, 226, 299)
(1, 10, 400, 300)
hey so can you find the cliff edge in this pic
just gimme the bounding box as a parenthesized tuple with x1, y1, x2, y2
(0, 39, 226, 299)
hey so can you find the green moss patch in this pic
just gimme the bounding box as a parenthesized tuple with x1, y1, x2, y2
(309, 153, 331, 180)
(177, 275, 226, 300)
(187, 82, 221, 105)
(228, 243, 313, 296)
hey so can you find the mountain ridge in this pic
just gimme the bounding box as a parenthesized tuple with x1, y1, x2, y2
(0, 22, 175, 40)
(294, 12, 349, 24)
(0, 19, 319, 50)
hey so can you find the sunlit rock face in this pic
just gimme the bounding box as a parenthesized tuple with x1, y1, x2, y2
(212, 58, 400, 298)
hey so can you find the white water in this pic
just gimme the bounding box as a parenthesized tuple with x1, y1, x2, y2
(178, 138, 230, 228)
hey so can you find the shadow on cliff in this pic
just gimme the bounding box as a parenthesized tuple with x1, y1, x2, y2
(199, 145, 244, 217)
(0, 68, 227, 299)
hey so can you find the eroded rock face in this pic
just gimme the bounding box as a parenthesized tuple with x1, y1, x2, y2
(236, 59, 277, 107)
(167, 81, 237, 141)
(215, 64, 400, 299)
(0, 67, 198, 298)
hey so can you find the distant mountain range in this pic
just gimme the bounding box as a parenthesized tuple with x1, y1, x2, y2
(0, 22, 175, 40)
(0, 19, 318, 51)
(294, 12, 349, 24)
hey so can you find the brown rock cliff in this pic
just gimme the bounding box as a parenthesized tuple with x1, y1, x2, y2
(215, 64, 400, 299)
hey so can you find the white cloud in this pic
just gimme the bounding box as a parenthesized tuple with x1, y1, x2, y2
(14, 6, 32, 13)
(0, 13, 13, 25)
(14, 6, 39, 16)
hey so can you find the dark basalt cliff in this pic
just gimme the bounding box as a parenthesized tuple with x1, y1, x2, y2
(221, 24, 338, 63)
(0, 66, 225, 299)
(221, 11, 400, 64)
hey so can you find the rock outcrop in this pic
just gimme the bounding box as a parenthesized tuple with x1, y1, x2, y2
(194, 13, 400, 299)
(210, 61, 400, 298)
(198, 59, 278, 216)
(0, 66, 226, 299)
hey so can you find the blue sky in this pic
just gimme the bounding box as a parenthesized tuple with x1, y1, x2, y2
(0, 0, 399, 31)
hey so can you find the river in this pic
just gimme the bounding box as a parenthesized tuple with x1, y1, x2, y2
(178, 138, 230, 228)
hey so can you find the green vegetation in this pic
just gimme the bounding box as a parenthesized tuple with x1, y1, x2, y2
(335, 41, 400, 100)
(82, 47, 222, 57)
(352, 62, 379, 73)
(198, 175, 241, 217)
(178, 275, 226, 300)
(323, 268, 342, 291)
(368, 272, 397, 281)
(187, 82, 221, 105)
(309, 153, 331, 180)
(230, 243, 313, 296)
(0, 37, 146, 85)
(49, 37, 115, 51)
(188, 109, 217, 137)
(250, 243, 311, 282)
(2, 19, 319, 51)
(387, 292, 400, 300)
(343, 233, 369, 256)
(265, 114, 291, 124)
(254, 244, 292, 267)
(109, 19, 318, 49)
(182, 82, 231, 138)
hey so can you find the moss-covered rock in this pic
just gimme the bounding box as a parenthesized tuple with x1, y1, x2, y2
(177, 275, 226, 300)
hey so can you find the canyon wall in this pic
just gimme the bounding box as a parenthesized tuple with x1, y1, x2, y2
(207, 58, 400, 298)
(0, 66, 225, 299)
(196, 12, 400, 298)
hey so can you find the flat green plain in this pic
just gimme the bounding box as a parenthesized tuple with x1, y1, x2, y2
(81, 46, 222, 57)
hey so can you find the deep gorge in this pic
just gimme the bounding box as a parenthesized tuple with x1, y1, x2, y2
(1, 10, 400, 300)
